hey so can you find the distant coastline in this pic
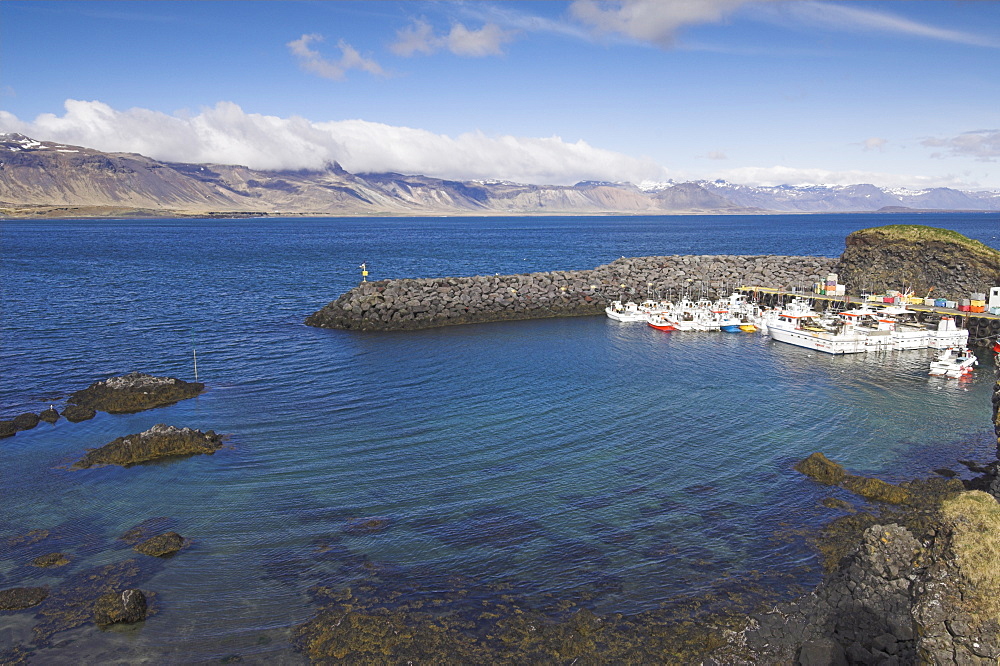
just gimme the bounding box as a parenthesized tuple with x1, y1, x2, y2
(2, 134, 999, 219)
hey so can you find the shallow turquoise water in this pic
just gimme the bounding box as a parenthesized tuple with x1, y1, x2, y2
(1, 214, 997, 661)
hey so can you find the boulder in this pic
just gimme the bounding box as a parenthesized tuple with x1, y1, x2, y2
(62, 404, 96, 422)
(93, 589, 147, 626)
(0, 586, 48, 611)
(0, 420, 15, 439)
(71, 424, 223, 469)
(134, 532, 185, 557)
(39, 407, 60, 423)
(12, 412, 40, 431)
(67, 371, 204, 414)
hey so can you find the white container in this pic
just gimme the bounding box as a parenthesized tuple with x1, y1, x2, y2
(834, 285, 845, 296)
(970, 292, 986, 301)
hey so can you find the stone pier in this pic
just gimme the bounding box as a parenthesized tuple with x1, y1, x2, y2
(306, 254, 838, 331)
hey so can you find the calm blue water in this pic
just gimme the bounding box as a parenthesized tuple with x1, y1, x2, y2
(1, 213, 998, 662)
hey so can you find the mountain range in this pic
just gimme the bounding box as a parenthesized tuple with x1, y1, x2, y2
(2, 133, 998, 217)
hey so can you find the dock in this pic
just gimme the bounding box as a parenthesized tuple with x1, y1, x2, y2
(737, 286, 1000, 345)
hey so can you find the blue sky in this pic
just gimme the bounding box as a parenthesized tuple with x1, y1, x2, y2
(1, 0, 998, 189)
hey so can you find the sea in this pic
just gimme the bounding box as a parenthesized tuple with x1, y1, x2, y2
(1, 212, 998, 662)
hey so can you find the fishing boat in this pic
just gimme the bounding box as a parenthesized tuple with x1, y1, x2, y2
(928, 347, 977, 378)
(647, 313, 677, 331)
(865, 306, 969, 350)
(761, 299, 872, 354)
(605, 300, 663, 322)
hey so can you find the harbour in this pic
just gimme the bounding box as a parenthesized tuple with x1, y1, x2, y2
(1, 213, 998, 662)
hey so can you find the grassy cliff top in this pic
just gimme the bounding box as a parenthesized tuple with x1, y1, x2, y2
(850, 225, 1000, 259)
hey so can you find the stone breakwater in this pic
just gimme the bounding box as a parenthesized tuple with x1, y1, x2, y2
(306, 254, 839, 331)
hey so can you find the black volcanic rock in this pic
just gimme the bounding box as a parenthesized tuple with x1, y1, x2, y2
(836, 225, 1000, 299)
(68, 371, 204, 414)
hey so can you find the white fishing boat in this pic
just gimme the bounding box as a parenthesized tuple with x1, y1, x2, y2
(866, 306, 969, 350)
(928, 347, 977, 378)
(605, 300, 667, 323)
(761, 299, 871, 354)
(659, 298, 715, 331)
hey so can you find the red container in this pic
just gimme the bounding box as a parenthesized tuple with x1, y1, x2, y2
(958, 304, 972, 312)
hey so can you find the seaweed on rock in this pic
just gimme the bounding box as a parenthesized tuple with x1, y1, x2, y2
(71, 424, 223, 469)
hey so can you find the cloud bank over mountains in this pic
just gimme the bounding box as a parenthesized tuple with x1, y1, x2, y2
(0, 99, 667, 186)
(0, 99, 994, 191)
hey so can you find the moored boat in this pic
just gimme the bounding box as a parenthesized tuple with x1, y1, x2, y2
(928, 347, 977, 378)
(647, 313, 678, 331)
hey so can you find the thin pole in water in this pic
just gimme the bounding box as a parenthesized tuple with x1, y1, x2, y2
(193, 349, 199, 382)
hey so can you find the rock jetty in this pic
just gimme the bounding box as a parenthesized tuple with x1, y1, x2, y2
(71, 424, 223, 469)
(307, 254, 837, 331)
(67, 371, 204, 414)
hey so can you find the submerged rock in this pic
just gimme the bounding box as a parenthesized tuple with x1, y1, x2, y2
(31, 553, 70, 568)
(842, 475, 912, 505)
(134, 532, 185, 557)
(93, 589, 147, 626)
(0, 420, 15, 439)
(61, 404, 96, 423)
(795, 452, 846, 485)
(71, 424, 223, 469)
(0, 586, 48, 611)
(67, 371, 204, 414)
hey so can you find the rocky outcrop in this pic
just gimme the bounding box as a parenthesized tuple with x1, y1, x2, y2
(134, 532, 185, 557)
(71, 424, 223, 469)
(307, 254, 836, 331)
(12, 413, 39, 431)
(0, 420, 15, 439)
(836, 225, 1000, 300)
(93, 589, 148, 626)
(67, 372, 204, 414)
(61, 404, 96, 422)
(38, 408, 60, 423)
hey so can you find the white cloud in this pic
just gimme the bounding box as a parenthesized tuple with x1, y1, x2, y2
(922, 130, 1000, 162)
(710, 165, 972, 189)
(705, 151, 728, 160)
(0, 99, 669, 185)
(861, 137, 888, 152)
(785, 2, 999, 48)
(391, 19, 516, 57)
(569, 0, 756, 47)
(287, 33, 386, 80)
